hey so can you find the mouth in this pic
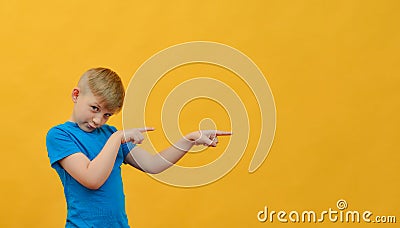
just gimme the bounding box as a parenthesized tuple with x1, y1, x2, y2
(87, 123, 97, 130)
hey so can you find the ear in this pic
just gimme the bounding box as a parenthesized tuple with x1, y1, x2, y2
(71, 87, 80, 103)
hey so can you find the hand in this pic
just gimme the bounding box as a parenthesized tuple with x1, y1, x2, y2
(122, 127, 155, 144)
(187, 130, 232, 147)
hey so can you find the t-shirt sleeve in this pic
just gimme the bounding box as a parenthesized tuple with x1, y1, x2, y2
(122, 142, 135, 159)
(46, 127, 81, 169)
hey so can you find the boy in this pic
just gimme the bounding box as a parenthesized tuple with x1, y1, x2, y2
(46, 67, 231, 227)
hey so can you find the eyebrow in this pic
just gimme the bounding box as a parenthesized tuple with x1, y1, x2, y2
(93, 103, 102, 109)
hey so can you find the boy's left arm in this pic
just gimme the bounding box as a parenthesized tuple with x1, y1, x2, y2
(124, 130, 231, 174)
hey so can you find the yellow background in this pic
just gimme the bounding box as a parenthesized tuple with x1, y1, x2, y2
(1, 0, 399, 227)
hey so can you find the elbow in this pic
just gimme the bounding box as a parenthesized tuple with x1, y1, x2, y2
(137, 162, 164, 174)
(137, 156, 172, 174)
(144, 167, 163, 174)
(81, 179, 104, 190)
(86, 183, 101, 190)
(143, 162, 174, 174)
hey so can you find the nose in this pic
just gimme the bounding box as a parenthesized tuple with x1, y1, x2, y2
(92, 114, 102, 126)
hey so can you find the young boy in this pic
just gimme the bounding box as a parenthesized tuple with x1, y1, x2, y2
(46, 67, 231, 227)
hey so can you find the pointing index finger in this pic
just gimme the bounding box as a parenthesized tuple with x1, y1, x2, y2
(215, 130, 232, 136)
(138, 127, 155, 132)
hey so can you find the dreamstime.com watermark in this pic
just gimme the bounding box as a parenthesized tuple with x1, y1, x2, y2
(123, 41, 276, 187)
(257, 199, 396, 224)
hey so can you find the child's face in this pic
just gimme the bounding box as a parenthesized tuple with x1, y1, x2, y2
(71, 89, 114, 132)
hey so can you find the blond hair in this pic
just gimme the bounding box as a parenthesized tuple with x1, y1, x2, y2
(78, 67, 125, 113)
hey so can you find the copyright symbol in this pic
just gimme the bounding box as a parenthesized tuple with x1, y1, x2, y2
(337, 199, 348, 210)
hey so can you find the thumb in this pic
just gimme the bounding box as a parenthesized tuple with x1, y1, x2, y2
(203, 137, 216, 147)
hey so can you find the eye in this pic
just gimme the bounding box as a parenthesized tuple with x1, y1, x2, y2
(104, 113, 113, 118)
(91, 106, 100, 112)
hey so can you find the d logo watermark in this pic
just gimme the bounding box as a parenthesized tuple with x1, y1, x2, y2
(123, 41, 276, 187)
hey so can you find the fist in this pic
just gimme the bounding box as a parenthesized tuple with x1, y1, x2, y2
(122, 127, 155, 144)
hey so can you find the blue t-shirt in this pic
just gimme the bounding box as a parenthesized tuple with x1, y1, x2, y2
(46, 121, 134, 228)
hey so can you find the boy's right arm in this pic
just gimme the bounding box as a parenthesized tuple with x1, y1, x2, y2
(58, 128, 153, 190)
(58, 131, 123, 190)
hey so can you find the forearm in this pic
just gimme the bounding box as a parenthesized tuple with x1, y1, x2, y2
(84, 131, 122, 188)
(150, 137, 195, 173)
(126, 130, 230, 174)
(128, 135, 195, 174)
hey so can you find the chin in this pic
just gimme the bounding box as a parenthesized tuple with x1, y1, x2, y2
(78, 124, 95, 132)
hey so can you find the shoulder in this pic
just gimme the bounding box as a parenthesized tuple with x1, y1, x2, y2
(46, 122, 78, 138)
(47, 122, 69, 137)
(99, 124, 118, 133)
(46, 122, 84, 168)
